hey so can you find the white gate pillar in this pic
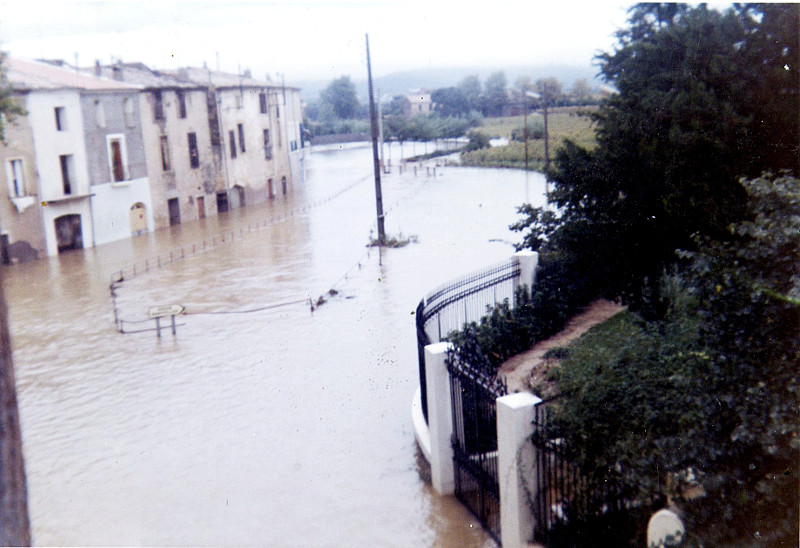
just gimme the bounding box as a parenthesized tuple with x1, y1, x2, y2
(513, 250, 539, 291)
(497, 392, 542, 547)
(425, 342, 455, 495)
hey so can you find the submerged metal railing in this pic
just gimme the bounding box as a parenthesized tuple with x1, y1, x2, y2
(447, 349, 507, 545)
(415, 256, 521, 421)
(531, 401, 638, 544)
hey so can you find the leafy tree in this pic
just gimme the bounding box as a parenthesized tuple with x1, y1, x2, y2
(568, 78, 594, 105)
(514, 75, 534, 93)
(735, 4, 800, 174)
(676, 174, 800, 545)
(0, 53, 25, 143)
(514, 3, 799, 309)
(384, 114, 411, 159)
(464, 129, 490, 151)
(534, 77, 563, 108)
(431, 86, 468, 117)
(457, 74, 483, 113)
(547, 174, 800, 547)
(383, 94, 406, 116)
(483, 70, 507, 117)
(319, 75, 360, 120)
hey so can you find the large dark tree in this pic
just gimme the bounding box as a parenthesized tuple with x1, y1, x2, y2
(431, 86, 468, 117)
(318, 75, 360, 120)
(457, 75, 483, 114)
(517, 3, 799, 308)
(483, 70, 507, 117)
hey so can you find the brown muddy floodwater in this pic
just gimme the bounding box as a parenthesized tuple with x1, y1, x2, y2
(5, 143, 547, 546)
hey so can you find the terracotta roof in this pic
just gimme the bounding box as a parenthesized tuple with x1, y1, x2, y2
(5, 58, 141, 92)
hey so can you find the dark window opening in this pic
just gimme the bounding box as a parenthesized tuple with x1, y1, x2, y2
(153, 90, 164, 121)
(54, 107, 67, 131)
(55, 214, 83, 253)
(259, 92, 267, 114)
(168, 197, 180, 226)
(229, 130, 237, 158)
(160, 135, 171, 171)
(237, 123, 246, 153)
(263, 129, 272, 159)
(188, 132, 199, 168)
(216, 191, 229, 213)
(59, 154, 73, 194)
(110, 139, 125, 181)
(176, 90, 187, 118)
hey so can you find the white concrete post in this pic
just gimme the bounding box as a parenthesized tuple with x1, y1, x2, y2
(425, 342, 455, 495)
(647, 509, 685, 547)
(497, 392, 542, 548)
(514, 250, 539, 292)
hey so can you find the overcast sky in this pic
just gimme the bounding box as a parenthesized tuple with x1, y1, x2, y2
(0, 1, 632, 84)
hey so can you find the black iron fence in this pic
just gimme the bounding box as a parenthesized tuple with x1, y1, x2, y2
(531, 401, 639, 544)
(447, 349, 507, 545)
(416, 257, 521, 422)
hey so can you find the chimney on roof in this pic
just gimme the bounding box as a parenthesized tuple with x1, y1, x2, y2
(112, 60, 123, 81)
(94, 60, 101, 76)
(243, 68, 251, 78)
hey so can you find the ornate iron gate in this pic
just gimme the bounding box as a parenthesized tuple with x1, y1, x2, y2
(447, 353, 507, 544)
(531, 401, 635, 544)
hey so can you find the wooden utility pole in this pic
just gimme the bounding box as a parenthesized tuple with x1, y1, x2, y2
(0, 269, 31, 546)
(542, 92, 551, 204)
(366, 33, 386, 245)
(523, 100, 529, 173)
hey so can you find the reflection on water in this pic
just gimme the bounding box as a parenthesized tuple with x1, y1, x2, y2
(6, 144, 547, 546)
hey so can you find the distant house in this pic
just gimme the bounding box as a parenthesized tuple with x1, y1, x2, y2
(402, 91, 434, 118)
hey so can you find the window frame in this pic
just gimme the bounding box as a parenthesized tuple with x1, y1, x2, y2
(54, 106, 67, 131)
(229, 130, 237, 159)
(59, 154, 74, 195)
(263, 129, 272, 159)
(153, 90, 164, 121)
(176, 90, 187, 119)
(237, 123, 246, 153)
(5, 158, 26, 197)
(159, 135, 172, 172)
(106, 133, 129, 182)
(187, 132, 200, 168)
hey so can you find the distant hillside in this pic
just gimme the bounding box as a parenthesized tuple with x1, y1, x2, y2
(295, 64, 600, 104)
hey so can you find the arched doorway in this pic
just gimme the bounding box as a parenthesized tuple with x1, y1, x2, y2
(54, 214, 83, 253)
(129, 202, 147, 235)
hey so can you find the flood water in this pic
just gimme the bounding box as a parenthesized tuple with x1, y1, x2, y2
(5, 143, 547, 546)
